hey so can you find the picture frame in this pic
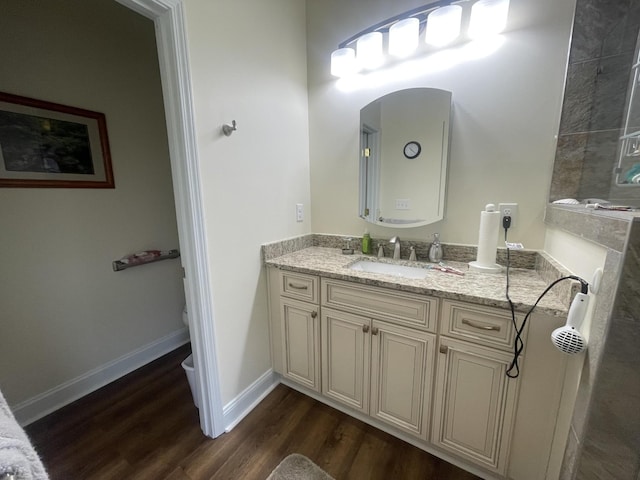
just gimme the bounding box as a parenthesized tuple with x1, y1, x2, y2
(0, 92, 114, 188)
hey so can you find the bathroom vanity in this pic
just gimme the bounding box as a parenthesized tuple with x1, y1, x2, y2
(265, 242, 575, 480)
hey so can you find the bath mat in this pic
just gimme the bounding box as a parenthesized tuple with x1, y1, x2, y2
(266, 453, 334, 480)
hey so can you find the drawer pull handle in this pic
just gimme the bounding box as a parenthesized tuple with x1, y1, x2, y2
(311, 311, 318, 319)
(371, 326, 379, 335)
(362, 324, 370, 333)
(288, 282, 308, 290)
(462, 319, 501, 331)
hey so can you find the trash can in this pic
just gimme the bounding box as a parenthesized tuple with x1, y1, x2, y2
(181, 354, 199, 409)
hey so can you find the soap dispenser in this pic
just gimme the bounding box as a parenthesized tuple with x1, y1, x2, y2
(429, 233, 443, 263)
(362, 229, 372, 254)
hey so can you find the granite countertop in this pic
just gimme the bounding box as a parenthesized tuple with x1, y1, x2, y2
(265, 246, 569, 317)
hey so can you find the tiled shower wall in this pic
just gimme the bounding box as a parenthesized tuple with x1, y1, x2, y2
(575, 220, 640, 479)
(550, 0, 640, 203)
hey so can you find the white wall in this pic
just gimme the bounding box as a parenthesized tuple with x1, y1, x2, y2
(182, 0, 310, 405)
(544, 227, 607, 341)
(544, 228, 608, 288)
(0, 0, 185, 411)
(307, 0, 577, 248)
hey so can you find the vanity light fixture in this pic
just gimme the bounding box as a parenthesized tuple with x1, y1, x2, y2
(330, 0, 510, 78)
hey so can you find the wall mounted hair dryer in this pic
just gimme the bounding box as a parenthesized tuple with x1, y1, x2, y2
(551, 293, 589, 354)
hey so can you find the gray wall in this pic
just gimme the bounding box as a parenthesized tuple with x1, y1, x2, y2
(549, 2, 640, 478)
(550, 0, 640, 203)
(575, 220, 640, 479)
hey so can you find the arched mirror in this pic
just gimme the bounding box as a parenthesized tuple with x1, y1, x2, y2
(359, 88, 452, 228)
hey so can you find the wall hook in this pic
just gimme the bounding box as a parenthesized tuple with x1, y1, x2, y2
(222, 119, 237, 136)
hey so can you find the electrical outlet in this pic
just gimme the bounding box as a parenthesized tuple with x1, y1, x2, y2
(295, 203, 304, 222)
(395, 198, 410, 210)
(499, 203, 518, 228)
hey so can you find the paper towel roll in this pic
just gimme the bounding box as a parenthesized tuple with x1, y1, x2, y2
(469, 204, 502, 273)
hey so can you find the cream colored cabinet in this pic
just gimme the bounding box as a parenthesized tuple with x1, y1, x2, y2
(268, 267, 566, 479)
(370, 319, 435, 439)
(280, 297, 320, 392)
(268, 270, 321, 392)
(321, 305, 435, 440)
(431, 300, 524, 475)
(321, 308, 370, 413)
(322, 278, 437, 331)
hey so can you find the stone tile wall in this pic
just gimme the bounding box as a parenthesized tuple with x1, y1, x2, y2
(545, 206, 638, 479)
(550, 0, 640, 203)
(574, 221, 640, 479)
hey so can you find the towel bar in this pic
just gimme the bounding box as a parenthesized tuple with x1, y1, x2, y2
(112, 249, 180, 272)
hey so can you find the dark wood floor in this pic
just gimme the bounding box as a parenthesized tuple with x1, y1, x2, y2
(25, 345, 480, 480)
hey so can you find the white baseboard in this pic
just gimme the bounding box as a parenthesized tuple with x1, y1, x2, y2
(223, 369, 279, 432)
(13, 328, 190, 426)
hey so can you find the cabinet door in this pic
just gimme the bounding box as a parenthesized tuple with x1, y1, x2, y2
(370, 320, 435, 440)
(321, 307, 370, 413)
(431, 338, 520, 474)
(280, 298, 320, 392)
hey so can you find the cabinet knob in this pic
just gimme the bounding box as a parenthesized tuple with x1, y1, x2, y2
(371, 326, 379, 335)
(439, 344, 448, 354)
(362, 324, 370, 333)
(311, 311, 317, 319)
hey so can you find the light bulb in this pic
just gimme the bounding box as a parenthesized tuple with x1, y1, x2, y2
(468, 0, 510, 39)
(389, 17, 419, 57)
(330, 48, 358, 77)
(425, 5, 462, 47)
(357, 32, 384, 70)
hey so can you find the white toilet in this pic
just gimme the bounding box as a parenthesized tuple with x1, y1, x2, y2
(180, 304, 199, 408)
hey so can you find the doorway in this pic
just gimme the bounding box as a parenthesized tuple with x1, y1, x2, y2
(114, 0, 224, 437)
(0, 0, 223, 437)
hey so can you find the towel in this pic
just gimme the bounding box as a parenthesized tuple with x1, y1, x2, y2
(0, 389, 48, 480)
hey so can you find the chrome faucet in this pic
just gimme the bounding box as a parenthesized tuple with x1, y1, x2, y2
(389, 236, 401, 260)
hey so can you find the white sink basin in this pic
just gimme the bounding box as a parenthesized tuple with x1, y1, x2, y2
(348, 260, 428, 279)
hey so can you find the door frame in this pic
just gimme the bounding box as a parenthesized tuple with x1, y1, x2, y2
(114, 0, 224, 438)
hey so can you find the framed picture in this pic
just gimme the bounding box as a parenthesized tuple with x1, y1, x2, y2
(0, 92, 114, 188)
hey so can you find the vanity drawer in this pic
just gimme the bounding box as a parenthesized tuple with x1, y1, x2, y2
(440, 300, 525, 351)
(280, 271, 319, 304)
(321, 279, 437, 332)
